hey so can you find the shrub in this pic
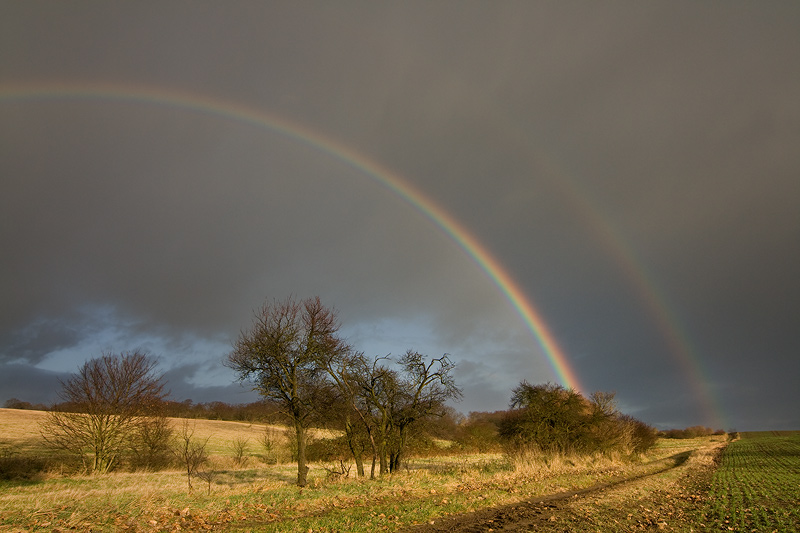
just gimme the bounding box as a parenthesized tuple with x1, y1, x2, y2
(499, 382, 657, 457)
(259, 426, 287, 464)
(0, 454, 49, 480)
(454, 412, 503, 453)
(128, 415, 174, 471)
(306, 435, 350, 463)
(230, 436, 250, 468)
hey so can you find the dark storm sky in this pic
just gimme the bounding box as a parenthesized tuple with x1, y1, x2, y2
(1, 2, 798, 430)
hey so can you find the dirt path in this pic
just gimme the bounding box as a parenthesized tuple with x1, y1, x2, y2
(402, 443, 725, 532)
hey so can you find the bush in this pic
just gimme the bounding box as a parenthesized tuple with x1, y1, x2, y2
(454, 412, 503, 453)
(618, 415, 658, 454)
(259, 426, 287, 464)
(0, 450, 84, 480)
(499, 382, 657, 457)
(230, 436, 250, 468)
(0, 455, 49, 480)
(306, 436, 351, 463)
(127, 415, 174, 471)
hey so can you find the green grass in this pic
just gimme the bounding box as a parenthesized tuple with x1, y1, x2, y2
(698, 431, 800, 532)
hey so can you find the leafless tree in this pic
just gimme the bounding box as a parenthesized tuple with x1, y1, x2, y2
(174, 420, 209, 493)
(353, 351, 462, 476)
(316, 349, 374, 477)
(225, 296, 349, 487)
(129, 410, 173, 470)
(388, 350, 462, 472)
(230, 436, 249, 467)
(40, 351, 167, 474)
(354, 355, 400, 477)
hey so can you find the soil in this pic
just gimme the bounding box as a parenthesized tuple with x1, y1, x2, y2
(402, 443, 725, 532)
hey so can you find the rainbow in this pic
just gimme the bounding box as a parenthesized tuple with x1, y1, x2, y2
(579, 200, 725, 428)
(503, 126, 726, 429)
(0, 80, 584, 392)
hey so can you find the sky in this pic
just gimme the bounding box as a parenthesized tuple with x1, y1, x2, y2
(1, 2, 798, 431)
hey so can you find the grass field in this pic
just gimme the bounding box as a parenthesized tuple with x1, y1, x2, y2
(695, 431, 800, 531)
(1, 409, 795, 532)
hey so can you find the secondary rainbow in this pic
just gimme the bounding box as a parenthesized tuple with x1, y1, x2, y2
(500, 121, 725, 429)
(0, 80, 584, 392)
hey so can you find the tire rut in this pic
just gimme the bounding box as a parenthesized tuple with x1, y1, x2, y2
(401, 451, 693, 533)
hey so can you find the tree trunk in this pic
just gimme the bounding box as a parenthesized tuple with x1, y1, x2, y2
(94, 441, 114, 474)
(391, 424, 409, 473)
(344, 418, 365, 477)
(295, 422, 309, 487)
(390, 448, 403, 473)
(346, 440, 364, 478)
(361, 423, 379, 479)
(378, 437, 389, 476)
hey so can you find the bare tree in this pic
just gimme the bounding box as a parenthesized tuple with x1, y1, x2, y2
(353, 351, 462, 476)
(316, 349, 373, 477)
(355, 355, 401, 477)
(225, 296, 349, 487)
(389, 350, 462, 472)
(174, 420, 209, 492)
(129, 410, 173, 470)
(230, 436, 250, 467)
(41, 351, 167, 474)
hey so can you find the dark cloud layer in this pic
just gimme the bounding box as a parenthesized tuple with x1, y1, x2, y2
(2, 3, 799, 430)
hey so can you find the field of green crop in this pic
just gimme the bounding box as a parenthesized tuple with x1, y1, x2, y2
(700, 431, 800, 531)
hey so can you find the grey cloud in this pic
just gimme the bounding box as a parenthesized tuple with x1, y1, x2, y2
(161, 364, 259, 405)
(0, 364, 68, 406)
(2, 2, 799, 430)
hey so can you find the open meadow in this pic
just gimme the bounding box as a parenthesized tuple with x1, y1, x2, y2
(1, 409, 797, 532)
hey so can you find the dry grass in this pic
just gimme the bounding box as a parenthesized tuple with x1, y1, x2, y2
(167, 417, 286, 456)
(0, 409, 726, 532)
(0, 408, 339, 458)
(0, 408, 50, 454)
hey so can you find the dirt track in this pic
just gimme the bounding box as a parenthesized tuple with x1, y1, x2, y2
(402, 444, 724, 532)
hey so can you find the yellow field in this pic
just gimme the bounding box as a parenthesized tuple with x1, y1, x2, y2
(0, 408, 267, 456)
(0, 408, 48, 439)
(0, 408, 341, 459)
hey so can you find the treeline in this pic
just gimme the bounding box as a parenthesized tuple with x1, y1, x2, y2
(7, 396, 286, 425)
(150, 399, 282, 422)
(12, 393, 714, 449)
(3, 398, 48, 411)
(3, 396, 283, 423)
(660, 426, 726, 439)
